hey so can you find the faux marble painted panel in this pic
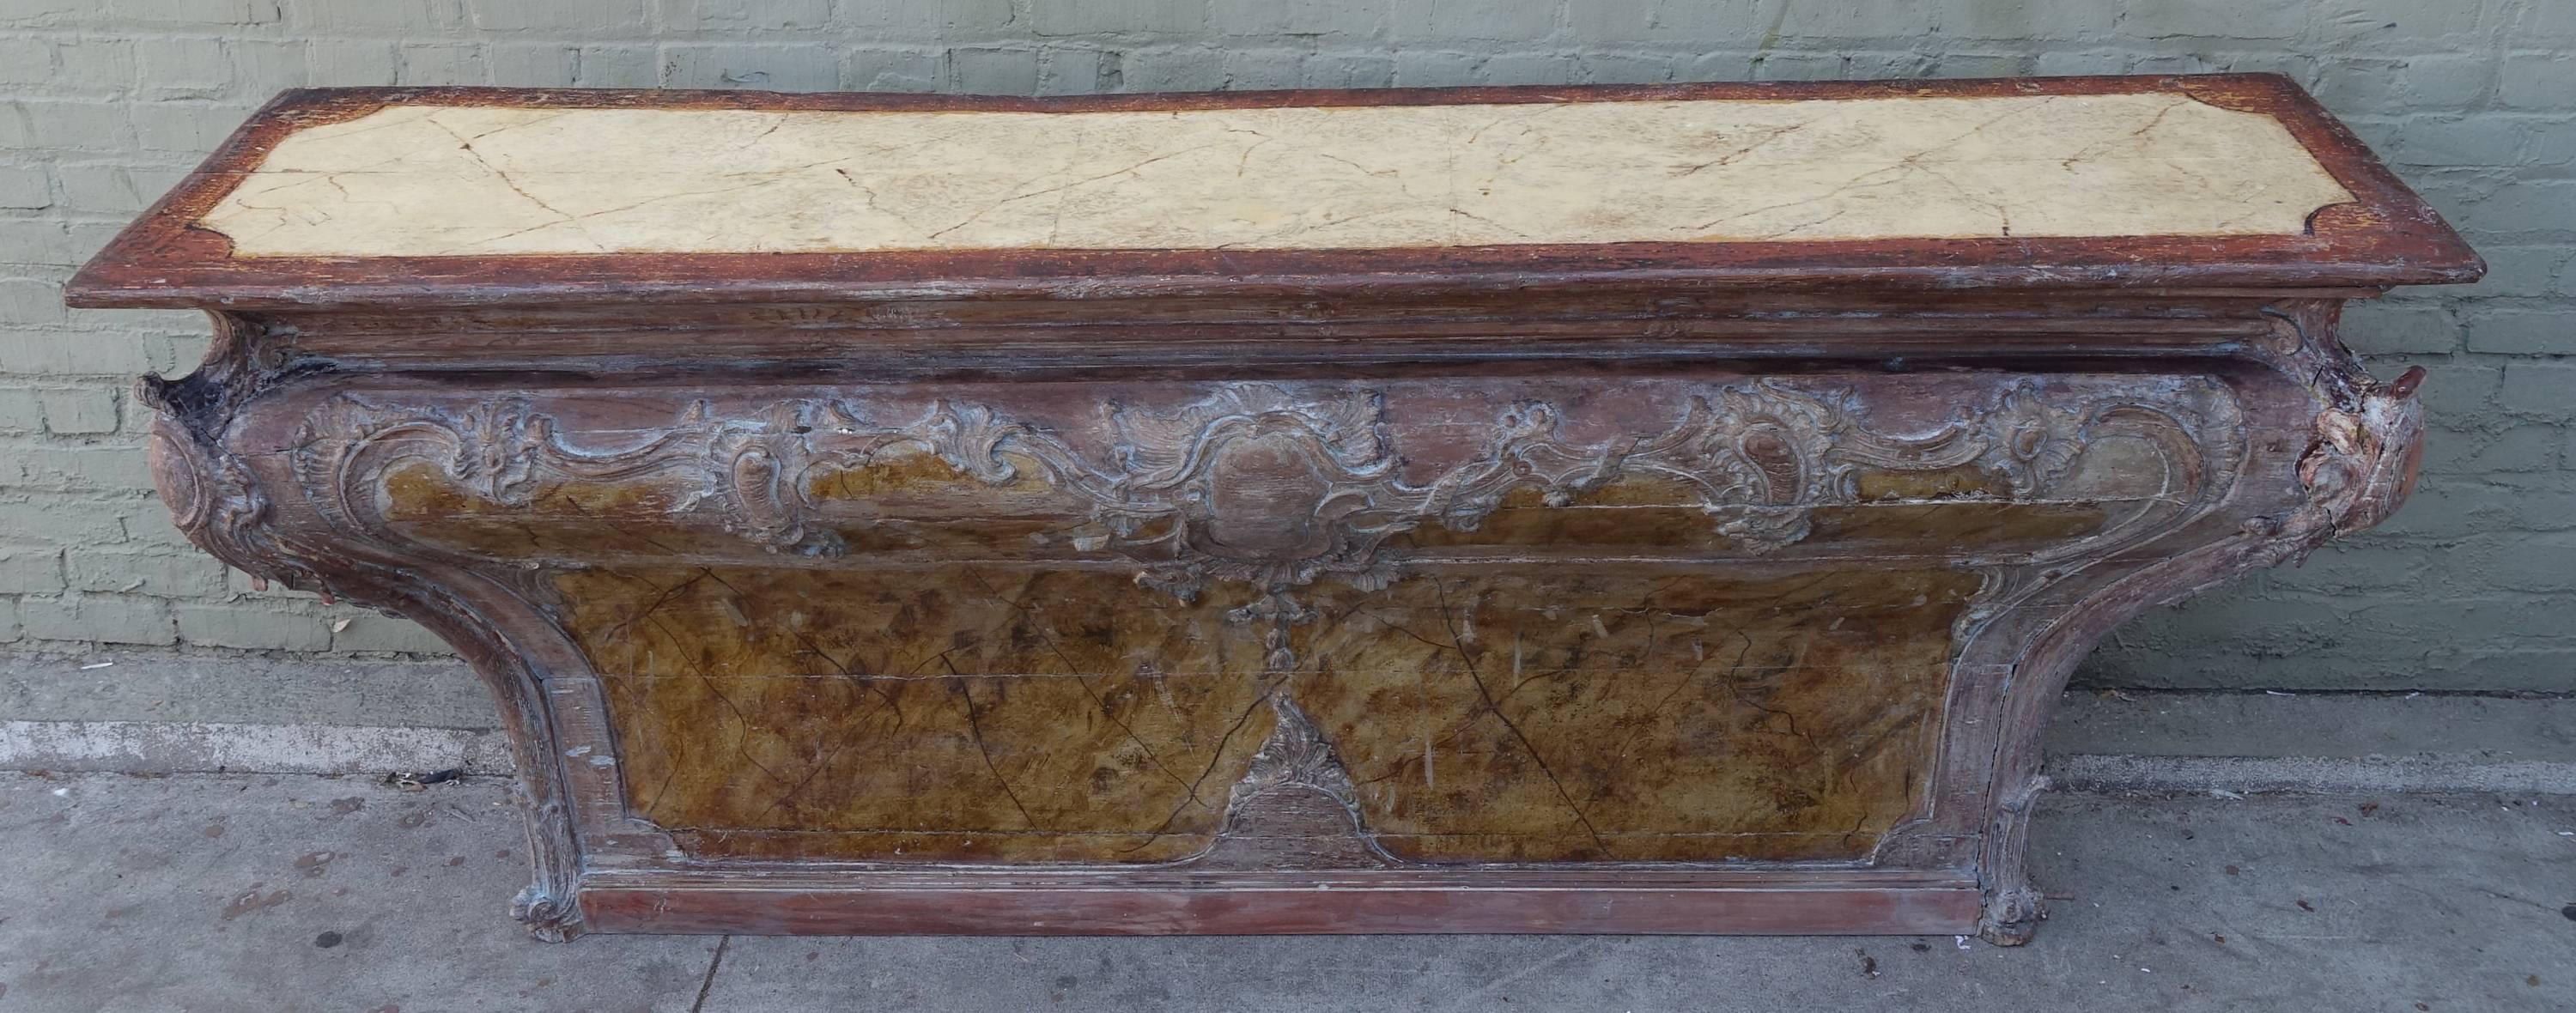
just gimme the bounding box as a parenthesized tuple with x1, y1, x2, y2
(546, 563, 1961, 864)
(200, 94, 2353, 257)
(554, 567, 1276, 863)
(1293, 569, 1970, 862)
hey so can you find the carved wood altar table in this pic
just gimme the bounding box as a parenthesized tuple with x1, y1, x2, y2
(67, 75, 2480, 943)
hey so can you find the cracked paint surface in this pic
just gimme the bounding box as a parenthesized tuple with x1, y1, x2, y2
(199, 93, 2353, 256)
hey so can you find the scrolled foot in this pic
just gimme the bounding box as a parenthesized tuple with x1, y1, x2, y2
(511, 884, 585, 943)
(1977, 883, 2044, 946)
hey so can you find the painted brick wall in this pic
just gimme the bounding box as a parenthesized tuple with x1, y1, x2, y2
(0, 0, 2568, 691)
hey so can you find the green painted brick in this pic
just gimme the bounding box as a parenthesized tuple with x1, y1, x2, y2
(173, 602, 333, 651)
(2465, 310, 2576, 355)
(2499, 361, 2576, 419)
(0, 166, 47, 209)
(0, 545, 65, 592)
(660, 0, 833, 33)
(462, 0, 652, 33)
(660, 42, 841, 91)
(64, 547, 226, 597)
(328, 614, 458, 655)
(36, 386, 116, 434)
(1029, 0, 1206, 38)
(17, 591, 175, 646)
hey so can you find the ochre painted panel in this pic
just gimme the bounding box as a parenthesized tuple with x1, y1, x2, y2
(1293, 570, 1971, 862)
(550, 563, 1965, 864)
(552, 567, 1275, 863)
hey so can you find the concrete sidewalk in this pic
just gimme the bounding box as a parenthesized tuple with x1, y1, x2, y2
(9, 650, 2576, 798)
(0, 772, 2568, 1012)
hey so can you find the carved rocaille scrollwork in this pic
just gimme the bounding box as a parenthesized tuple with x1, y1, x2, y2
(143, 422, 285, 577)
(291, 379, 2221, 604)
(135, 316, 605, 943)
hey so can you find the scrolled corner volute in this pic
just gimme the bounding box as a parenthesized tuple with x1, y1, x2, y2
(126, 308, 380, 602)
(2300, 365, 2427, 537)
(2242, 364, 2428, 567)
(1976, 883, 2045, 946)
(137, 391, 319, 596)
(509, 884, 585, 943)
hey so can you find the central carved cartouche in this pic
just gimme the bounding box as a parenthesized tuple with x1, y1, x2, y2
(1195, 429, 1356, 560)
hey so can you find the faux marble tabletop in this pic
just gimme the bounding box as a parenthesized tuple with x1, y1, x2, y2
(198, 92, 2354, 258)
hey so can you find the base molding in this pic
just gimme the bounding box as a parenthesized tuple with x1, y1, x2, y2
(571, 868, 1983, 937)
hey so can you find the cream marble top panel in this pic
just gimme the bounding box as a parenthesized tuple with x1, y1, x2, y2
(199, 94, 2354, 257)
